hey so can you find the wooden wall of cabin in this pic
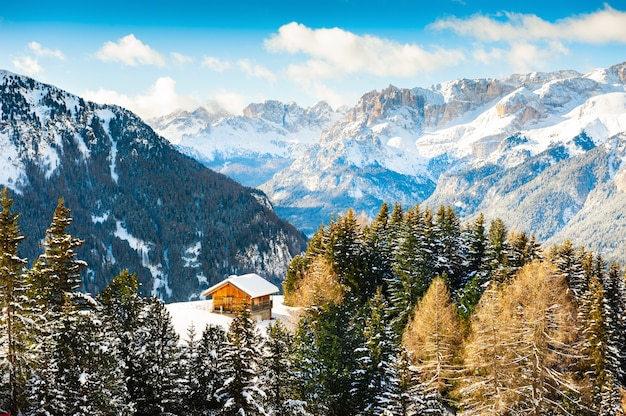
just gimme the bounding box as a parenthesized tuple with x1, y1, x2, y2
(211, 284, 250, 312)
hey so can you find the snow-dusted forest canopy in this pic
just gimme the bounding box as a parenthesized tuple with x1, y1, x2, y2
(1, 191, 625, 415)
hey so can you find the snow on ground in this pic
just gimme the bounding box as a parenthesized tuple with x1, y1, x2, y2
(165, 295, 301, 342)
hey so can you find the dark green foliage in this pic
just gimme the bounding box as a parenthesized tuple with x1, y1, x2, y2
(326, 210, 369, 300)
(133, 297, 183, 415)
(387, 205, 434, 334)
(290, 316, 325, 415)
(486, 217, 510, 283)
(193, 325, 228, 413)
(351, 288, 401, 415)
(180, 323, 227, 415)
(42, 311, 127, 416)
(217, 304, 266, 416)
(27, 201, 125, 416)
(291, 301, 363, 416)
(261, 320, 308, 415)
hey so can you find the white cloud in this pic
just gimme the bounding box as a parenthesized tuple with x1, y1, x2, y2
(83, 77, 198, 119)
(430, 5, 626, 44)
(264, 22, 465, 80)
(202, 57, 276, 82)
(28, 41, 65, 60)
(171, 52, 193, 66)
(237, 59, 276, 82)
(507, 42, 569, 73)
(96, 34, 165, 66)
(11, 41, 65, 76)
(472, 40, 569, 73)
(12, 55, 42, 76)
(202, 56, 231, 72)
(208, 89, 248, 115)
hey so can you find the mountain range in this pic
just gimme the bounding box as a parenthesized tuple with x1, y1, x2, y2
(150, 62, 626, 262)
(0, 70, 307, 302)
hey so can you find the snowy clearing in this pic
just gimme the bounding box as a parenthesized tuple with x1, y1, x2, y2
(166, 295, 301, 341)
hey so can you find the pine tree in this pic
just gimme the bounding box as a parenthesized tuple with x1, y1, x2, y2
(363, 203, 394, 295)
(459, 261, 585, 415)
(180, 323, 200, 415)
(549, 240, 587, 298)
(388, 205, 433, 334)
(578, 273, 609, 413)
(402, 276, 461, 400)
(432, 206, 463, 289)
(507, 230, 541, 275)
(456, 214, 490, 321)
(326, 209, 371, 302)
(218, 303, 267, 416)
(28, 198, 87, 312)
(261, 319, 308, 416)
(291, 315, 324, 416)
(195, 324, 227, 413)
(293, 300, 362, 416)
(486, 218, 510, 283)
(27, 199, 93, 416)
(0, 187, 29, 414)
(134, 297, 183, 415)
(41, 309, 128, 415)
(98, 269, 147, 415)
(352, 288, 401, 416)
(599, 263, 626, 414)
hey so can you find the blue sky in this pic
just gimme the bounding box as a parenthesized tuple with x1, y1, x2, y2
(1, 0, 625, 118)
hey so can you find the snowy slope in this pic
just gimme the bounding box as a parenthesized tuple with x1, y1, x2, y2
(166, 295, 301, 341)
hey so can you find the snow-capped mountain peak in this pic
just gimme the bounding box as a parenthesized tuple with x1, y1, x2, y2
(150, 62, 626, 263)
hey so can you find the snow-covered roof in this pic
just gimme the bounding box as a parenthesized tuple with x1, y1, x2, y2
(201, 273, 279, 298)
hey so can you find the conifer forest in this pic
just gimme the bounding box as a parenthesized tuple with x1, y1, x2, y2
(1, 189, 625, 415)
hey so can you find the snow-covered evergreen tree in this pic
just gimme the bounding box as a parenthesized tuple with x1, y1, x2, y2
(549, 240, 587, 298)
(455, 214, 489, 321)
(97, 269, 145, 415)
(290, 314, 325, 416)
(217, 303, 267, 416)
(133, 297, 183, 415)
(27, 198, 87, 311)
(35, 309, 128, 416)
(0, 187, 30, 413)
(185, 324, 227, 415)
(261, 319, 308, 416)
(388, 205, 433, 334)
(24, 200, 128, 415)
(432, 206, 463, 288)
(351, 288, 401, 416)
(600, 264, 626, 415)
(486, 218, 510, 283)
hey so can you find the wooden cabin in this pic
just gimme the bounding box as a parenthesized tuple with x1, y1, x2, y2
(201, 273, 279, 321)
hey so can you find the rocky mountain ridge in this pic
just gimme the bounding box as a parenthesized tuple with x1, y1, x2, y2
(152, 62, 626, 262)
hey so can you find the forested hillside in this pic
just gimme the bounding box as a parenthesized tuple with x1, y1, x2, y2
(283, 202, 626, 415)
(0, 189, 625, 414)
(0, 71, 307, 301)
